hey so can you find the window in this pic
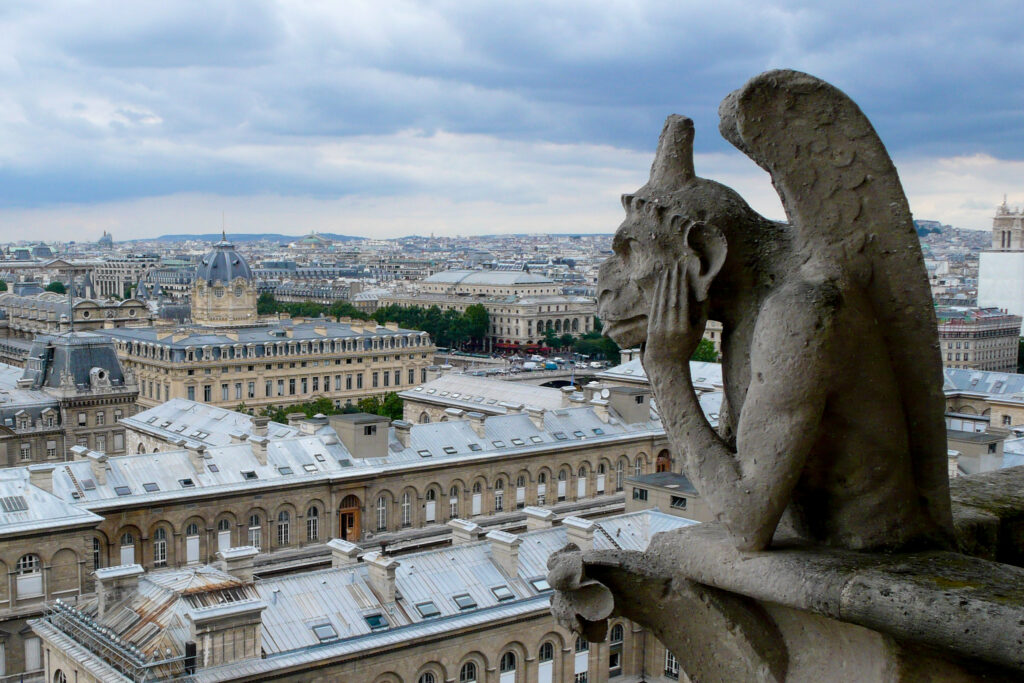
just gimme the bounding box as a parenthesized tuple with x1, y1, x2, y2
(96, 434, 106, 452)
(530, 578, 551, 592)
(364, 613, 389, 630)
(540, 642, 554, 661)
(364, 425, 377, 436)
(19, 443, 30, 461)
(491, 585, 514, 601)
(96, 411, 105, 426)
(670, 496, 688, 509)
(453, 593, 477, 610)
(93, 537, 102, 570)
(248, 514, 261, 549)
(500, 652, 517, 673)
(277, 511, 290, 546)
(278, 466, 293, 475)
(114, 485, 132, 496)
(187, 386, 195, 401)
(665, 650, 679, 679)
(401, 492, 412, 527)
(459, 662, 478, 682)
(179, 478, 195, 488)
(575, 636, 589, 652)
(307, 506, 320, 541)
(78, 412, 87, 426)
(574, 674, 588, 683)
(153, 528, 167, 566)
(142, 482, 159, 493)
(203, 385, 212, 402)
(416, 601, 441, 618)
(312, 623, 338, 642)
(610, 624, 624, 643)
(418, 674, 436, 683)
(633, 488, 649, 501)
(54, 669, 68, 683)
(494, 479, 504, 512)
(242, 471, 258, 480)
(377, 496, 387, 531)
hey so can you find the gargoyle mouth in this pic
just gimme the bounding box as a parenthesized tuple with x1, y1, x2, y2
(602, 314, 648, 348)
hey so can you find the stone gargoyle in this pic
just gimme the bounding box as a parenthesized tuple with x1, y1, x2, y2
(548, 70, 1024, 681)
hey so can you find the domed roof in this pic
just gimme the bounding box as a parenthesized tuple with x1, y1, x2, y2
(196, 232, 253, 284)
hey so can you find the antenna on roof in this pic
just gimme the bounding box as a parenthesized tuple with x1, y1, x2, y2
(222, 212, 227, 242)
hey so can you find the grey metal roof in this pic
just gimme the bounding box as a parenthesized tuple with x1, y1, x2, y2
(943, 367, 1024, 397)
(400, 374, 566, 413)
(102, 319, 427, 348)
(196, 237, 254, 284)
(0, 469, 103, 537)
(123, 398, 308, 447)
(21, 331, 127, 390)
(423, 269, 554, 286)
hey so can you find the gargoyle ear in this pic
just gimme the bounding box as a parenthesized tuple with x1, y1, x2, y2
(672, 215, 727, 302)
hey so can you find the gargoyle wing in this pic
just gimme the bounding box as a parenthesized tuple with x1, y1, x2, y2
(717, 69, 954, 541)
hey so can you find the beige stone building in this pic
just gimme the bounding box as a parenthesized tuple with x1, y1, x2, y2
(103, 237, 436, 411)
(0, 388, 673, 679)
(0, 291, 150, 342)
(93, 253, 160, 298)
(33, 509, 693, 683)
(624, 471, 713, 523)
(936, 306, 1021, 372)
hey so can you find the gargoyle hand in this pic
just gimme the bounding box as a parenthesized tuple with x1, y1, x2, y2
(643, 261, 707, 367)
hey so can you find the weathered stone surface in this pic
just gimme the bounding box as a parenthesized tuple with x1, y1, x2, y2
(950, 467, 1024, 566)
(598, 69, 954, 553)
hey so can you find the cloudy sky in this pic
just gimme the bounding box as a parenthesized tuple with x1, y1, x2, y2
(1, 0, 1022, 241)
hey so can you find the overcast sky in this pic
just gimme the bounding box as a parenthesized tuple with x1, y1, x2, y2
(1, 0, 1022, 241)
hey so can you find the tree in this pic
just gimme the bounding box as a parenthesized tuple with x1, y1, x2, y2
(463, 304, 490, 347)
(691, 338, 719, 363)
(559, 333, 576, 349)
(0, 280, 7, 292)
(257, 292, 278, 315)
(572, 330, 620, 365)
(45, 281, 66, 294)
(1018, 338, 1024, 374)
(543, 327, 561, 350)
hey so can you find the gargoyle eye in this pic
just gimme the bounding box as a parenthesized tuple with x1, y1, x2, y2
(621, 194, 635, 212)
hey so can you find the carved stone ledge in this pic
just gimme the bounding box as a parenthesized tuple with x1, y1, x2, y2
(551, 521, 1024, 681)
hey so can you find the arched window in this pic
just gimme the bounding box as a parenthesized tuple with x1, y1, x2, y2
(578, 466, 587, 477)
(306, 506, 320, 541)
(277, 511, 290, 546)
(539, 642, 554, 661)
(248, 514, 262, 549)
(153, 528, 167, 566)
(597, 463, 606, 474)
(377, 496, 388, 531)
(418, 674, 436, 683)
(494, 478, 505, 512)
(120, 532, 135, 565)
(516, 475, 526, 487)
(610, 623, 624, 643)
(16, 554, 39, 574)
(575, 636, 589, 652)
(500, 651, 517, 672)
(558, 469, 567, 480)
(92, 537, 102, 570)
(459, 662, 477, 683)
(634, 457, 643, 477)
(218, 518, 231, 532)
(425, 489, 436, 501)
(53, 671, 68, 683)
(449, 487, 459, 518)
(401, 492, 412, 527)
(186, 522, 200, 536)
(472, 481, 482, 493)
(538, 472, 547, 483)
(616, 459, 625, 491)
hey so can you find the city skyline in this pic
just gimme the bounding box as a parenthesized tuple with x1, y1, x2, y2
(1, 1, 1023, 241)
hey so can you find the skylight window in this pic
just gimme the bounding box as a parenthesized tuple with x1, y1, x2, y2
(314, 453, 326, 462)
(530, 578, 551, 592)
(179, 478, 195, 488)
(416, 601, 441, 618)
(81, 478, 96, 490)
(142, 482, 159, 493)
(530, 435, 543, 443)
(364, 613, 389, 630)
(173, 425, 187, 433)
(114, 486, 132, 496)
(573, 431, 586, 438)
(553, 432, 568, 441)
(0, 496, 28, 513)
(208, 464, 220, 473)
(242, 471, 258, 480)
(492, 440, 506, 448)
(592, 428, 604, 435)
(303, 464, 318, 472)
(453, 594, 477, 610)
(278, 466, 293, 475)
(491, 585, 514, 601)
(418, 449, 432, 458)
(511, 438, 525, 446)
(312, 623, 338, 642)
(443, 446, 457, 455)
(468, 443, 482, 452)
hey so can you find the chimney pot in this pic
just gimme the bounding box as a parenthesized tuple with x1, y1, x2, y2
(467, 411, 486, 438)
(486, 530, 522, 577)
(526, 406, 546, 430)
(251, 416, 270, 437)
(27, 463, 56, 493)
(448, 518, 483, 545)
(523, 506, 556, 530)
(364, 551, 400, 603)
(217, 546, 259, 583)
(327, 538, 361, 568)
(562, 516, 595, 552)
(392, 420, 412, 447)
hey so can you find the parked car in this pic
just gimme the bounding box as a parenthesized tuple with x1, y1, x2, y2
(522, 361, 541, 371)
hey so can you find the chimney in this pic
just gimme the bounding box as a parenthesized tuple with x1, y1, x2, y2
(590, 398, 610, 423)
(74, 448, 108, 485)
(327, 538, 361, 568)
(526, 406, 546, 430)
(583, 381, 604, 402)
(187, 442, 207, 471)
(523, 506, 555, 531)
(426, 366, 444, 381)
(499, 402, 524, 415)
(561, 386, 575, 407)
(364, 552, 400, 603)
(562, 516, 595, 552)
(286, 411, 305, 427)
(27, 463, 56, 493)
(217, 546, 260, 583)
(300, 414, 327, 435)
(467, 411, 486, 438)
(393, 420, 412, 447)
(443, 407, 464, 421)
(228, 430, 248, 444)
(94, 564, 144, 618)
(487, 530, 521, 577)
(251, 416, 270, 438)
(448, 518, 482, 545)
(606, 386, 652, 424)
(249, 435, 269, 466)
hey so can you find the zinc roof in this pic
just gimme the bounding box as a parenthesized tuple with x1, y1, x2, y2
(122, 398, 305, 447)
(0, 469, 103, 536)
(400, 374, 566, 413)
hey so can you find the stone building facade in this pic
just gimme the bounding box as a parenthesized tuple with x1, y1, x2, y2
(936, 306, 1021, 372)
(0, 392, 670, 680)
(0, 291, 151, 340)
(0, 332, 138, 467)
(92, 253, 160, 298)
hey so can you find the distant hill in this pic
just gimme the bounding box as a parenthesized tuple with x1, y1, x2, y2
(126, 233, 365, 244)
